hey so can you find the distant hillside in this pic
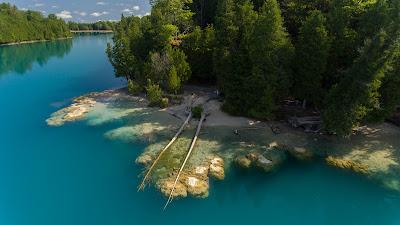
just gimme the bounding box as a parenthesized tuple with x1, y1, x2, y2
(0, 3, 71, 44)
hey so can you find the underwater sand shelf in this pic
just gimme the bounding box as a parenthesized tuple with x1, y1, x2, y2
(46, 88, 400, 200)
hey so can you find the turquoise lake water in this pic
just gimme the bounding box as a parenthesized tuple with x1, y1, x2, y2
(1, 34, 400, 225)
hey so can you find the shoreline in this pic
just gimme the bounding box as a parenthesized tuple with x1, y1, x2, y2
(0, 36, 73, 47)
(70, 30, 113, 33)
(46, 87, 400, 196)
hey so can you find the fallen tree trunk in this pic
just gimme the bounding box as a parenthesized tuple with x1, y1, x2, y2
(164, 113, 207, 209)
(138, 112, 192, 191)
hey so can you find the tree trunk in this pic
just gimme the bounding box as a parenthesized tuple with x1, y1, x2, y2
(302, 99, 307, 109)
(200, 0, 204, 27)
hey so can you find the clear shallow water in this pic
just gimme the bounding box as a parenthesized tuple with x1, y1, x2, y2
(1, 35, 400, 225)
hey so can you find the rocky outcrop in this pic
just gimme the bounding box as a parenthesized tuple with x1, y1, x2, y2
(194, 166, 209, 176)
(209, 157, 225, 180)
(156, 170, 210, 199)
(46, 97, 96, 126)
(235, 147, 286, 172)
(236, 147, 288, 173)
(185, 176, 209, 198)
(46, 89, 146, 127)
(156, 178, 188, 199)
(235, 155, 252, 169)
(246, 152, 258, 161)
(326, 156, 369, 174)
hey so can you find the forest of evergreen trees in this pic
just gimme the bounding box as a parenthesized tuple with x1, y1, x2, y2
(0, 3, 71, 44)
(104, 0, 398, 136)
(68, 21, 116, 31)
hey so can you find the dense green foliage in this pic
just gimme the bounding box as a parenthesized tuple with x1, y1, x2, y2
(0, 3, 70, 44)
(181, 25, 215, 82)
(190, 0, 218, 27)
(127, 79, 142, 94)
(167, 66, 181, 94)
(323, 0, 400, 135)
(106, 2, 193, 92)
(293, 10, 330, 107)
(214, 0, 294, 119)
(68, 21, 116, 31)
(108, 0, 400, 136)
(146, 80, 164, 107)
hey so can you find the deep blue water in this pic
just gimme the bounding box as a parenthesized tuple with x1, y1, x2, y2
(1, 35, 400, 225)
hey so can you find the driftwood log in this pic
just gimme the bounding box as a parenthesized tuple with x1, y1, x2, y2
(288, 116, 322, 133)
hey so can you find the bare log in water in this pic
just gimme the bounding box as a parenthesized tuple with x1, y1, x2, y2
(138, 112, 192, 191)
(164, 113, 207, 209)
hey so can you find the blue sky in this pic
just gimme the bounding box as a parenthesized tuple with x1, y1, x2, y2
(2, 0, 151, 22)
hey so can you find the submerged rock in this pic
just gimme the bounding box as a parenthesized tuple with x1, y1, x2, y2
(256, 154, 275, 172)
(235, 155, 252, 169)
(47, 89, 149, 127)
(135, 154, 153, 166)
(326, 156, 369, 174)
(105, 122, 169, 143)
(246, 152, 258, 161)
(264, 148, 287, 164)
(46, 97, 96, 126)
(235, 147, 289, 172)
(209, 157, 225, 180)
(253, 147, 287, 173)
(288, 146, 314, 161)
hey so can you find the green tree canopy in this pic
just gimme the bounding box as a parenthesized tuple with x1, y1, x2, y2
(107, 0, 400, 136)
(293, 10, 330, 107)
(0, 3, 71, 44)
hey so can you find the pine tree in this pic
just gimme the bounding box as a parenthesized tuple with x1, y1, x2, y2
(370, 50, 400, 122)
(247, 0, 293, 118)
(151, 0, 194, 34)
(213, 0, 238, 93)
(191, 0, 218, 27)
(293, 10, 330, 107)
(168, 66, 181, 94)
(322, 0, 400, 136)
(106, 29, 138, 81)
(367, 0, 400, 122)
(324, 0, 370, 88)
(322, 32, 393, 136)
(182, 25, 216, 81)
(219, 1, 258, 115)
(169, 47, 191, 83)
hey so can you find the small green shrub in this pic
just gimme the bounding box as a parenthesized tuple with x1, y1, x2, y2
(146, 81, 163, 107)
(192, 106, 203, 119)
(127, 80, 142, 95)
(160, 98, 169, 108)
(167, 66, 181, 94)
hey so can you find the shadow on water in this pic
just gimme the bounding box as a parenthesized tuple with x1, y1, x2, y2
(0, 39, 73, 76)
